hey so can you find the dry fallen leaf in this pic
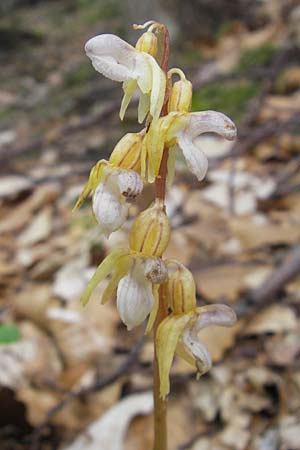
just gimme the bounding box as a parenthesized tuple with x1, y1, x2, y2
(244, 305, 298, 335)
(62, 392, 153, 450)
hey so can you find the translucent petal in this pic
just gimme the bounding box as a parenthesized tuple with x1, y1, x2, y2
(182, 328, 212, 375)
(156, 313, 193, 398)
(166, 145, 176, 187)
(85, 34, 137, 82)
(72, 160, 106, 211)
(101, 255, 133, 304)
(145, 284, 160, 335)
(81, 248, 128, 306)
(185, 111, 237, 141)
(194, 304, 237, 334)
(177, 131, 208, 181)
(136, 53, 152, 94)
(120, 80, 137, 121)
(117, 260, 155, 330)
(92, 181, 128, 237)
(138, 90, 150, 124)
(116, 170, 143, 199)
(146, 54, 166, 121)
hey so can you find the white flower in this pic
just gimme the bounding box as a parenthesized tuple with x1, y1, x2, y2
(80, 249, 168, 330)
(85, 34, 166, 123)
(74, 161, 143, 238)
(175, 111, 236, 181)
(117, 259, 155, 330)
(143, 110, 237, 183)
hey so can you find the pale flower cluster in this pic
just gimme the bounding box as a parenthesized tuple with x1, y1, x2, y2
(76, 21, 237, 399)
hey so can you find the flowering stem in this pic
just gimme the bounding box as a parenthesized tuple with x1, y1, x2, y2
(152, 24, 170, 450)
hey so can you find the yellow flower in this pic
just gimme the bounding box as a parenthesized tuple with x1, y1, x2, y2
(85, 33, 166, 123)
(80, 248, 167, 330)
(156, 260, 237, 398)
(142, 110, 237, 183)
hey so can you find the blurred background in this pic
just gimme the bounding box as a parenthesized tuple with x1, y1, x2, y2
(1, 0, 300, 449)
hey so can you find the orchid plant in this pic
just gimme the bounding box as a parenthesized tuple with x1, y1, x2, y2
(75, 20, 237, 450)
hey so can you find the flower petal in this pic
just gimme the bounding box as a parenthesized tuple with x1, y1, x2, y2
(145, 54, 166, 121)
(145, 284, 160, 335)
(138, 90, 150, 124)
(156, 313, 193, 398)
(81, 248, 128, 306)
(92, 181, 128, 237)
(177, 131, 208, 181)
(101, 255, 133, 304)
(182, 328, 212, 375)
(186, 111, 237, 141)
(117, 260, 155, 330)
(116, 170, 143, 199)
(194, 304, 237, 333)
(120, 80, 137, 121)
(85, 34, 137, 82)
(72, 160, 106, 211)
(176, 111, 237, 181)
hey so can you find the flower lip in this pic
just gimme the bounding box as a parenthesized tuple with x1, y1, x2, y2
(85, 34, 134, 59)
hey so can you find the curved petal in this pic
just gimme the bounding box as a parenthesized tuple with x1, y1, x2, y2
(92, 181, 128, 237)
(177, 131, 208, 181)
(72, 160, 106, 211)
(145, 54, 166, 121)
(138, 90, 150, 124)
(101, 255, 133, 304)
(81, 248, 128, 306)
(184, 111, 237, 141)
(116, 170, 143, 199)
(166, 146, 176, 187)
(85, 34, 137, 82)
(120, 80, 137, 121)
(156, 313, 193, 398)
(117, 260, 154, 330)
(182, 328, 212, 375)
(176, 111, 237, 181)
(145, 284, 160, 335)
(194, 304, 237, 334)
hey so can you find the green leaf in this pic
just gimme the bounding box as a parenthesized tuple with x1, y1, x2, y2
(0, 324, 21, 344)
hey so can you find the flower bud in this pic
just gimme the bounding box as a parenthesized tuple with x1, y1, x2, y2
(166, 260, 196, 313)
(167, 68, 192, 113)
(129, 200, 170, 257)
(143, 257, 168, 284)
(136, 31, 158, 57)
(109, 131, 145, 172)
(168, 79, 192, 113)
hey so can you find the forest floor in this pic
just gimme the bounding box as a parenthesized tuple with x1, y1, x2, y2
(1, 1, 300, 449)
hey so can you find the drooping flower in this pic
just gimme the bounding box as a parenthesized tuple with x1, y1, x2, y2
(85, 34, 166, 123)
(141, 110, 237, 183)
(155, 260, 237, 398)
(73, 160, 143, 238)
(80, 248, 168, 330)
